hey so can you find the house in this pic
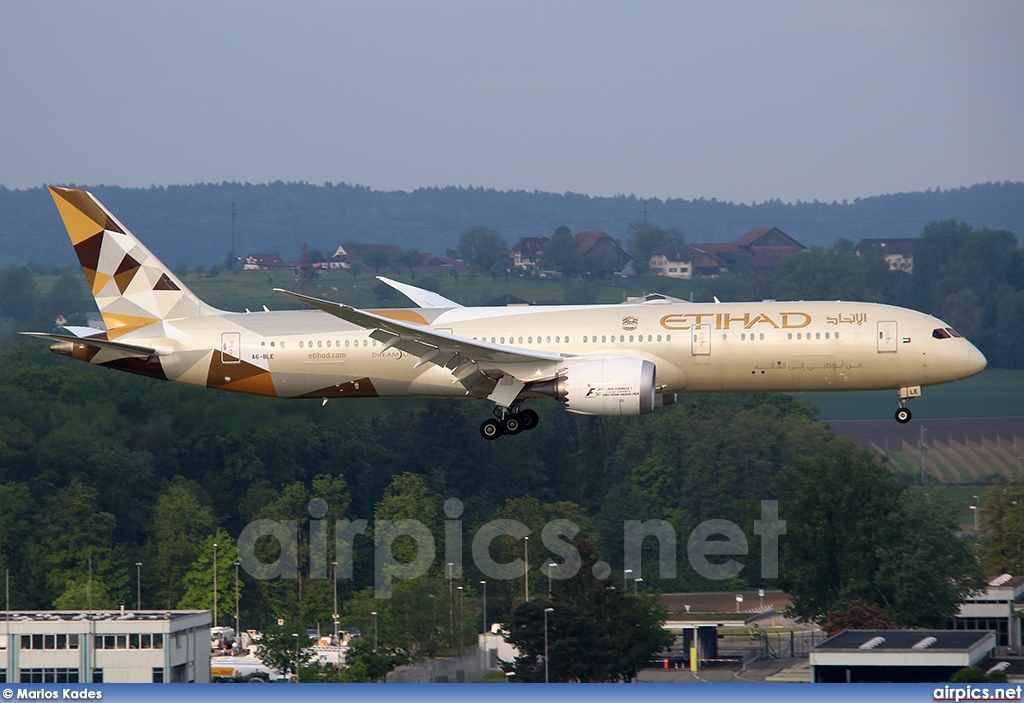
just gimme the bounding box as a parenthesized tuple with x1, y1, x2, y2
(647, 227, 806, 278)
(574, 231, 632, 277)
(510, 237, 548, 270)
(648, 247, 694, 279)
(856, 238, 918, 273)
(328, 243, 403, 268)
(243, 253, 292, 271)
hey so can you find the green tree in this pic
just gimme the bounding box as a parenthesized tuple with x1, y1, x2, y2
(257, 622, 315, 677)
(501, 541, 673, 682)
(977, 481, 1024, 575)
(457, 226, 507, 272)
(151, 478, 217, 609)
(396, 249, 421, 279)
(178, 530, 241, 625)
(777, 442, 980, 627)
(361, 249, 392, 274)
(627, 220, 683, 276)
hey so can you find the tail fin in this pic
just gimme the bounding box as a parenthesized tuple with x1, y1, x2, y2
(49, 186, 213, 338)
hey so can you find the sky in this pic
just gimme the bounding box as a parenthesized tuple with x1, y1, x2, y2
(1, 1, 1022, 205)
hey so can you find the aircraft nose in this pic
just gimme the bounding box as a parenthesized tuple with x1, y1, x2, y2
(966, 344, 987, 377)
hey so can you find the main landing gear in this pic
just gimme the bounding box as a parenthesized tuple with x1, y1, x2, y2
(480, 405, 540, 440)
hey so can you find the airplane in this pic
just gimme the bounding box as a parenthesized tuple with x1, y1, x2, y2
(25, 187, 987, 439)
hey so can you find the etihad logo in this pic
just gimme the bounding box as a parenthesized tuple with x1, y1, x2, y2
(622, 315, 638, 332)
(660, 311, 812, 330)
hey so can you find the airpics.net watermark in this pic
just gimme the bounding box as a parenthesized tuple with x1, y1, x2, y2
(237, 498, 786, 598)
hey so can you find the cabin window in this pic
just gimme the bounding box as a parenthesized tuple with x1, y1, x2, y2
(280, 341, 285, 348)
(528, 336, 533, 344)
(666, 334, 671, 342)
(583, 335, 588, 343)
(317, 340, 322, 348)
(518, 337, 523, 344)
(796, 333, 801, 340)
(260, 341, 266, 347)
(299, 341, 304, 348)
(325, 340, 331, 348)
(759, 333, 764, 340)
(555, 336, 560, 343)
(601, 335, 607, 343)
(656, 334, 662, 342)
(815, 332, 821, 340)
(546, 336, 551, 343)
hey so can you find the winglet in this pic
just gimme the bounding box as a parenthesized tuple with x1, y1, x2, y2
(375, 276, 463, 308)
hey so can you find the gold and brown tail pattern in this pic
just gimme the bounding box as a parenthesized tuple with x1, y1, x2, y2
(49, 187, 207, 338)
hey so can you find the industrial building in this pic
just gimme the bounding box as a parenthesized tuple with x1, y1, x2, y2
(1, 610, 210, 683)
(949, 574, 1024, 654)
(811, 630, 997, 683)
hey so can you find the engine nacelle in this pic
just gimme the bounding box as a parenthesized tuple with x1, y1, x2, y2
(532, 357, 656, 416)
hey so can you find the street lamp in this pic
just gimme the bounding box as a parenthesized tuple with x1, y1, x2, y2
(634, 577, 643, 595)
(234, 562, 240, 640)
(546, 561, 556, 594)
(457, 586, 464, 652)
(212, 543, 218, 628)
(291, 633, 299, 680)
(371, 611, 378, 652)
(543, 607, 554, 683)
(332, 561, 339, 646)
(970, 496, 980, 534)
(480, 580, 487, 638)
(524, 536, 530, 603)
(447, 562, 454, 633)
(134, 562, 141, 610)
(624, 568, 633, 589)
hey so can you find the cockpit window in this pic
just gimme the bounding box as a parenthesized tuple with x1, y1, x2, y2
(946, 327, 963, 338)
(932, 328, 951, 339)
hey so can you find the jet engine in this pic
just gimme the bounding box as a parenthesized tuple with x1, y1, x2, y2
(531, 357, 656, 416)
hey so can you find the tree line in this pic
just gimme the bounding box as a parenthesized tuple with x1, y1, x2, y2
(0, 337, 1009, 648)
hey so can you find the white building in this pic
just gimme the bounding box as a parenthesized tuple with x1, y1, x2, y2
(1, 610, 210, 684)
(951, 573, 1024, 654)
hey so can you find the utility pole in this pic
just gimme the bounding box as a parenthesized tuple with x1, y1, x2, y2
(920, 426, 928, 486)
(230, 203, 236, 269)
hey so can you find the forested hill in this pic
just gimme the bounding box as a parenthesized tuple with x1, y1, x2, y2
(1, 180, 1021, 267)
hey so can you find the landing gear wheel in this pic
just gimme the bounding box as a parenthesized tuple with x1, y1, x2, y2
(519, 409, 539, 431)
(895, 407, 912, 424)
(502, 415, 523, 435)
(480, 418, 503, 440)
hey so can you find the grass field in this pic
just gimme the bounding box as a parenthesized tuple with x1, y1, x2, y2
(796, 369, 1024, 421)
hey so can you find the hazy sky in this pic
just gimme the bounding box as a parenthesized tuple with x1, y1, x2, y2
(2, 1, 1021, 204)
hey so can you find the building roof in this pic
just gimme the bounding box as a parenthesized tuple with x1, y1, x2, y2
(0, 610, 209, 624)
(815, 630, 994, 651)
(512, 236, 548, 259)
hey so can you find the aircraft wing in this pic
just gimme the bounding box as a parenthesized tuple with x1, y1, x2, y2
(375, 276, 463, 308)
(275, 289, 565, 385)
(19, 332, 169, 357)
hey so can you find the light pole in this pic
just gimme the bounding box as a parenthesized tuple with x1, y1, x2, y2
(970, 495, 980, 534)
(212, 543, 218, 628)
(543, 607, 554, 683)
(332, 561, 339, 646)
(624, 568, 633, 590)
(447, 562, 454, 633)
(291, 633, 299, 680)
(134, 562, 141, 610)
(524, 536, 530, 603)
(480, 580, 487, 637)
(234, 562, 240, 639)
(634, 577, 643, 595)
(546, 561, 555, 595)
(457, 586, 464, 652)
(371, 611, 378, 652)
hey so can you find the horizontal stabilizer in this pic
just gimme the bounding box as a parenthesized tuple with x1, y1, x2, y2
(20, 332, 169, 357)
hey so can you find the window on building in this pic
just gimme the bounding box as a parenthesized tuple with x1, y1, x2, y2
(92, 669, 103, 684)
(153, 667, 164, 683)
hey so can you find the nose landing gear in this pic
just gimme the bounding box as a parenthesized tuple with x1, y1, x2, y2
(894, 385, 921, 424)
